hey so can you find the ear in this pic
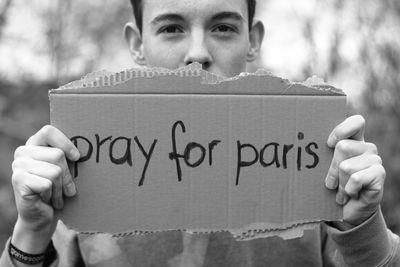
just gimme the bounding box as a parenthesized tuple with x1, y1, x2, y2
(247, 20, 265, 62)
(124, 22, 146, 66)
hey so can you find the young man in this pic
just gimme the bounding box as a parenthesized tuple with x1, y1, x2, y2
(1, 0, 399, 266)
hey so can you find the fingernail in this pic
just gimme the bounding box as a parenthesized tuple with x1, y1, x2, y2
(327, 134, 336, 148)
(336, 191, 344, 205)
(70, 148, 80, 161)
(325, 176, 337, 189)
(342, 194, 349, 205)
(66, 182, 76, 196)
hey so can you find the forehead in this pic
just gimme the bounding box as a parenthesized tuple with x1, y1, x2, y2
(142, 0, 248, 23)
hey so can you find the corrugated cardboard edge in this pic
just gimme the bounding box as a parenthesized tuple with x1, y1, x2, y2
(229, 221, 321, 240)
(50, 63, 345, 96)
(77, 221, 321, 241)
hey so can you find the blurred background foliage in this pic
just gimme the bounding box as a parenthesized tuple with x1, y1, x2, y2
(1, 0, 400, 249)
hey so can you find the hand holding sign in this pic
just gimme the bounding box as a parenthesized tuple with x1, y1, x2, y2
(325, 115, 386, 228)
(11, 125, 80, 253)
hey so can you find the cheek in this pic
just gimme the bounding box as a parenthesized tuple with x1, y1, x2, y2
(143, 39, 185, 69)
(212, 42, 249, 77)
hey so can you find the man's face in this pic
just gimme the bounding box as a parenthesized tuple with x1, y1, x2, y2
(139, 0, 252, 77)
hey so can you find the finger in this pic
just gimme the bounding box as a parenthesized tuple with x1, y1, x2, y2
(30, 161, 64, 210)
(338, 153, 382, 185)
(325, 140, 377, 190)
(345, 164, 386, 200)
(335, 153, 381, 204)
(62, 168, 76, 198)
(12, 171, 53, 204)
(14, 146, 76, 197)
(327, 115, 365, 148)
(13, 158, 64, 209)
(15, 145, 68, 163)
(26, 125, 80, 161)
(336, 185, 349, 206)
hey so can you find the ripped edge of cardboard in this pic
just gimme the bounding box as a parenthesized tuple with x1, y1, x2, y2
(77, 220, 324, 241)
(55, 63, 344, 95)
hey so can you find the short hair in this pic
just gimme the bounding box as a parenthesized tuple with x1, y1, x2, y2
(129, 0, 256, 33)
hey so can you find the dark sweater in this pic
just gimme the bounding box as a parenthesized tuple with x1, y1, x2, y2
(1, 210, 399, 267)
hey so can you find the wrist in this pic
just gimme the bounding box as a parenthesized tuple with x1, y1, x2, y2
(11, 218, 56, 254)
(325, 209, 390, 267)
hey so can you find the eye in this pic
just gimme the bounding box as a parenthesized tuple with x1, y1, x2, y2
(212, 24, 238, 34)
(158, 24, 184, 34)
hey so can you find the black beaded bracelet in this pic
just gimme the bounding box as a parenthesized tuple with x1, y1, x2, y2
(8, 241, 47, 265)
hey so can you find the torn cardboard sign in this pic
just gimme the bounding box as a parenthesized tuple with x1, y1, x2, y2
(50, 63, 346, 240)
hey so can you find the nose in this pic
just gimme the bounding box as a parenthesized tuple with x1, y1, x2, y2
(184, 31, 212, 69)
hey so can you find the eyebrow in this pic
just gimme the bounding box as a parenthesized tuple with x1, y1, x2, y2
(210, 12, 244, 22)
(150, 11, 244, 26)
(151, 14, 185, 25)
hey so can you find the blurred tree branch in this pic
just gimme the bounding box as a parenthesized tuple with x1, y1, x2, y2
(0, 0, 12, 40)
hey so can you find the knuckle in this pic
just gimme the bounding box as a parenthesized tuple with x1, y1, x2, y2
(11, 158, 26, 171)
(49, 165, 63, 180)
(366, 142, 378, 154)
(336, 140, 350, 154)
(54, 165, 63, 178)
(14, 146, 27, 159)
(40, 125, 54, 137)
(376, 164, 386, 180)
(43, 179, 53, 190)
(372, 154, 382, 165)
(11, 159, 20, 171)
(11, 170, 23, 186)
(52, 148, 65, 163)
(349, 173, 361, 187)
(376, 183, 383, 193)
(339, 161, 352, 175)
